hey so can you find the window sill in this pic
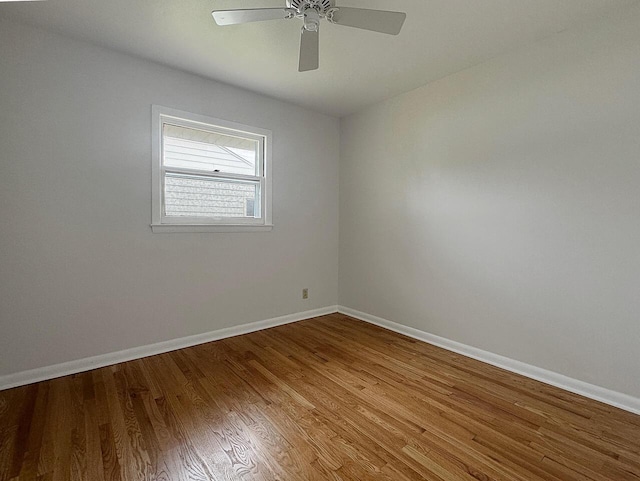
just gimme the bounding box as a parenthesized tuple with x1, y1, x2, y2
(151, 224, 273, 233)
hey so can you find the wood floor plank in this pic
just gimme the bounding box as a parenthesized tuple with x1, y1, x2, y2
(1, 314, 639, 480)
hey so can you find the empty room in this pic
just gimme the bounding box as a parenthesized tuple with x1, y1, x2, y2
(1, 0, 639, 479)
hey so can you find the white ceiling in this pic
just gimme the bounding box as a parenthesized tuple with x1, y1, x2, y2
(0, 0, 636, 117)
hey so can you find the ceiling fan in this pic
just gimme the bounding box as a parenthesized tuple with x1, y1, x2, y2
(212, 0, 406, 72)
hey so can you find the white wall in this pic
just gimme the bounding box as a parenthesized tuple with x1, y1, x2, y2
(0, 20, 339, 377)
(339, 5, 640, 398)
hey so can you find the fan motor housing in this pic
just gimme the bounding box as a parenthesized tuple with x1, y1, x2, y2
(286, 0, 335, 14)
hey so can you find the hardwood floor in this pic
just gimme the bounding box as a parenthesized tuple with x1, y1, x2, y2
(1, 314, 639, 480)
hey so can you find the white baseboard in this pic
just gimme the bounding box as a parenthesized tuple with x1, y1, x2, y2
(0, 306, 338, 391)
(5, 304, 639, 416)
(338, 306, 640, 416)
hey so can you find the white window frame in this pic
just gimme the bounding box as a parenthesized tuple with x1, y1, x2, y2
(151, 105, 273, 233)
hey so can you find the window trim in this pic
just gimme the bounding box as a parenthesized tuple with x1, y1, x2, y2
(151, 105, 273, 233)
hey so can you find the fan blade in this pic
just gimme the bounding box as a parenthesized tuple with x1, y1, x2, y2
(330, 7, 406, 35)
(299, 27, 319, 72)
(212, 8, 290, 26)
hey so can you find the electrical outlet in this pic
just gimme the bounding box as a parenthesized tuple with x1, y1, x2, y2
(302, 288, 309, 299)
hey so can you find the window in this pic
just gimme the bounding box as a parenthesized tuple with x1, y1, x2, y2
(151, 106, 272, 232)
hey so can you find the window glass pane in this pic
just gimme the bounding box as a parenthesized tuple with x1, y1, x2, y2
(163, 123, 258, 176)
(245, 198, 255, 217)
(165, 173, 260, 218)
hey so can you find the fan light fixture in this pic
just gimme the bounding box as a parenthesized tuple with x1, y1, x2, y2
(212, 0, 406, 72)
